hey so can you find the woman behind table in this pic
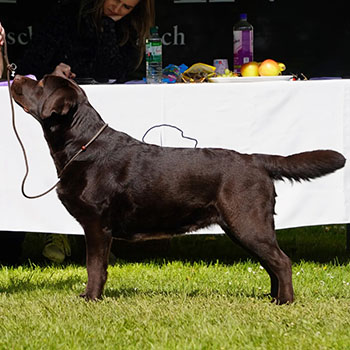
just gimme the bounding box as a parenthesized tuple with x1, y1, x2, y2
(2, 0, 155, 82)
(0, 0, 155, 263)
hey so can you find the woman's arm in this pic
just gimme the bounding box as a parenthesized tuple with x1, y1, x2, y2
(0, 50, 4, 79)
(0, 23, 5, 78)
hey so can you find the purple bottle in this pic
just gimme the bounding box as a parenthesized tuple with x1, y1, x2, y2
(233, 13, 254, 73)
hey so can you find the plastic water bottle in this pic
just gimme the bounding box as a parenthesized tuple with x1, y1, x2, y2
(233, 13, 253, 73)
(146, 26, 163, 84)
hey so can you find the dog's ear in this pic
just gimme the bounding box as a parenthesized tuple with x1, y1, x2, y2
(41, 87, 78, 119)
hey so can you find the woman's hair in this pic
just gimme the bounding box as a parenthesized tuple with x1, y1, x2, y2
(79, 0, 155, 68)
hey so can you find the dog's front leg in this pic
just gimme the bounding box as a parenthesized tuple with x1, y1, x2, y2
(80, 224, 112, 301)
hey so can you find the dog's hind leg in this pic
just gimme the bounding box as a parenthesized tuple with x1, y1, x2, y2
(218, 176, 294, 304)
(222, 217, 294, 304)
(223, 227, 279, 299)
(80, 223, 112, 301)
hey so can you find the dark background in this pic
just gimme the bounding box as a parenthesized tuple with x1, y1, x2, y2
(1, 0, 349, 78)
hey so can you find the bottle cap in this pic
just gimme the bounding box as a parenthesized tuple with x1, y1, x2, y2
(150, 26, 159, 34)
(240, 13, 247, 20)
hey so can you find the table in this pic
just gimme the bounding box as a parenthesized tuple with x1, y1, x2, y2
(1, 79, 350, 235)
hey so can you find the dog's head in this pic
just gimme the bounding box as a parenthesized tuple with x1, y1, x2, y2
(11, 74, 87, 121)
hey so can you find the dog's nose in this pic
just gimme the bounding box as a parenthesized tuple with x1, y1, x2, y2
(13, 74, 25, 81)
(12, 75, 26, 86)
(11, 74, 36, 89)
(10, 75, 24, 94)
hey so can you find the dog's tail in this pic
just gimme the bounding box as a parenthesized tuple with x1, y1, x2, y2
(252, 150, 346, 182)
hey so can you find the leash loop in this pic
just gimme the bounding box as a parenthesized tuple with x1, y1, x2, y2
(7, 62, 17, 77)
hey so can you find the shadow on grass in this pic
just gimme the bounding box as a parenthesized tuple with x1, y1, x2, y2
(0, 265, 271, 302)
(0, 270, 85, 295)
(103, 286, 271, 301)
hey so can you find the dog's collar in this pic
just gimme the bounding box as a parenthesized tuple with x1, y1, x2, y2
(58, 123, 109, 178)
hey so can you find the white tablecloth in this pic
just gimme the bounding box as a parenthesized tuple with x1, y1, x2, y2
(1, 79, 350, 235)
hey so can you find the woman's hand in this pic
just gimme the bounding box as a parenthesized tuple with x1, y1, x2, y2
(0, 23, 5, 77)
(0, 22, 5, 46)
(52, 62, 76, 79)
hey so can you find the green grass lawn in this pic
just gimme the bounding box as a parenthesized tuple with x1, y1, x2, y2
(1, 259, 350, 350)
(1, 225, 350, 349)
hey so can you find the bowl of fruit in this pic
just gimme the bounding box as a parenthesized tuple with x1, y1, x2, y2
(209, 59, 293, 83)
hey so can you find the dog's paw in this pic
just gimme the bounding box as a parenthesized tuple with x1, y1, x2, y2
(270, 296, 293, 305)
(79, 292, 100, 301)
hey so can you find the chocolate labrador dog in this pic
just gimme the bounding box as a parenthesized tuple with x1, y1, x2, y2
(11, 74, 345, 304)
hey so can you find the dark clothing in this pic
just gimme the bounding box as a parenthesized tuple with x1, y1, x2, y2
(17, 2, 140, 83)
